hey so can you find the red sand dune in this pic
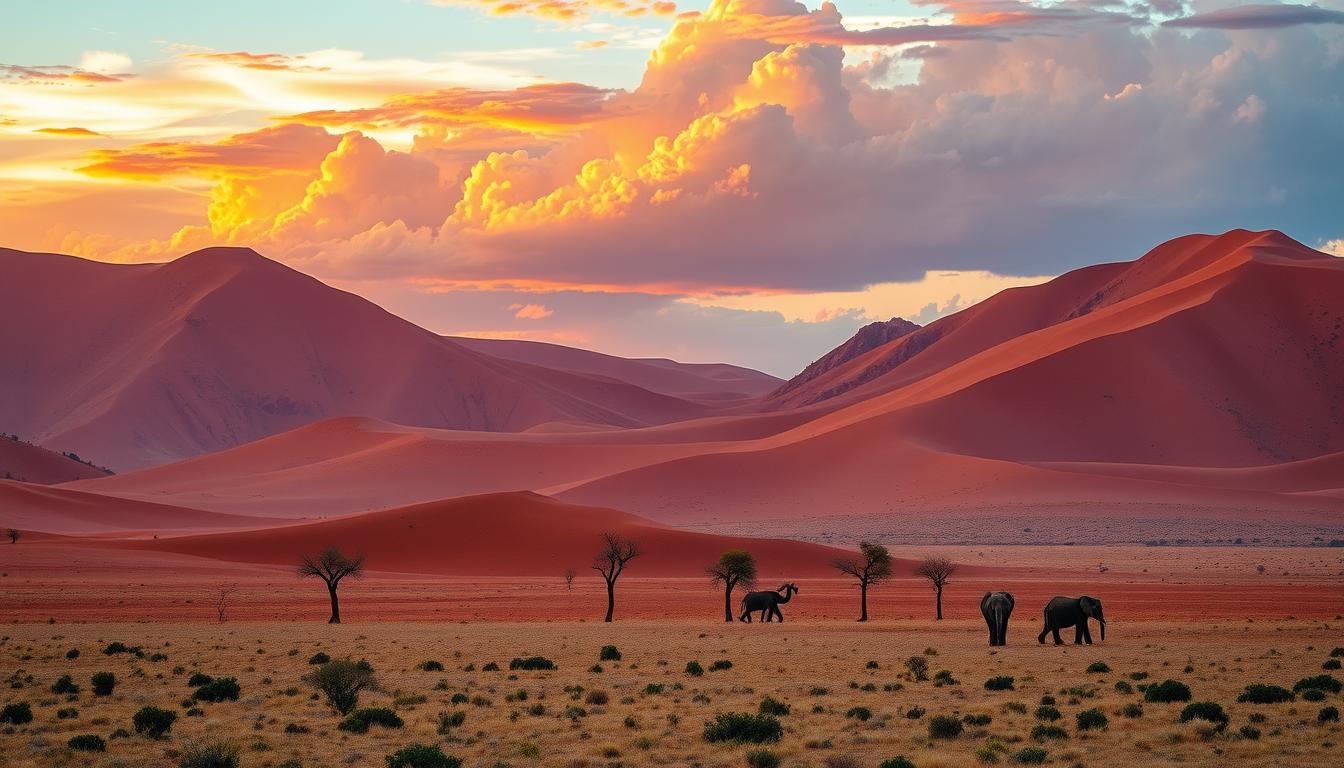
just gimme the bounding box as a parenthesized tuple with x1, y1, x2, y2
(117, 491, 891, 578)
(0, 435, 109, 484)
(0, 246, 772, 471)
(0, 479, 277, 534)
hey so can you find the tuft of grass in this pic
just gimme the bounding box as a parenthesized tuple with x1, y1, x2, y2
(51, 675, 79, 694)
(710, 659, 734, 671)
(1086, 661, 1111, 674)
(1319, 706, 1340, 724)
(880, 758, 916, 768)
(703, 712, 783, 743)
(928, 714, 963, 739)
(68, 734, 107, 752)
(419, 660, 444, 672)
(758, 696, 790, 716)
(179, 741, 240, 768)
(1034, 705, 1061, 721)
(746, 749, 781, 768)
(307, 652, 329, 665)
(963, 713, 992, 727)
(1121, 702, 1144, 718)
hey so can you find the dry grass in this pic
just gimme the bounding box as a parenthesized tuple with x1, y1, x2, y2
(2, 619, 1341, 767)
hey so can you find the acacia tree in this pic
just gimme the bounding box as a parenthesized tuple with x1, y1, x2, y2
(833, 541, 893, 622)
(707, 550, 758, 622)
(297, 547, 365, 624)
(563, 567, 576, 591)
(913, 556, 958, 620)
(213, 583, 238, 623)
(7, 528, 18, 544)
(592, 533, 640, 622)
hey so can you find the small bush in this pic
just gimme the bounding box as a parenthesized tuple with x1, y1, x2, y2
(132, 705, 177, 738)
(905, 706, 925, 719)
(746, 749, 781, 768)
(1294, 675, 1342, 694)
(928, 714, 963, 739)
(1075, 708, 1108, 730)
(905, 656, 929, 681)
(685, 661, 704, 676)
(305, 660, 375, 715)
(1238, 684, 1293, 704)
(585, 690, 609, 705)
(1011, 747, 1048, 764)
(103, 642, 134, 655)
(481, 662, 500, 671)
(963, 713, 992, 727)
(1031, 725, 1068, 741)
(703, 712, 783, 743)
(179, 741, 240, 768)
(644, 683, 664, 695)
(710, 659, 734, 671)
(984, 676, 1015, 691)
(1114, 680, 1133, 694)
(1086, 661, 1111, 674)
(91, 672, 116, 696)
(510, 656, 555, 671)
(880, 759, 916, 768)
(308, 652, 330, 665)
(57, 706, 79, 719)
(1034, 705, 1061, 721)
(846, 706, 872, 721)
(1179, 702, 1229, 729)
(1324, 659, 1342, 670)
(385, 743, 461, 768)
(599, 645, 622, 661)
(759, 696, 790, 716)
(68, 734, 106, 752)
(1239, 724, 1261, 740)
(187, 672, 213, 686)
(1121, 703, 1143, 718)
(66, 649, 80, 660)
(339, 707, 404, 733)
(1331, 647, 1344, 658)
(192, 677, 241, 702)
(52, 675, 80, 694)
(284, 723, 309, 734)
(419, 660, 444, 672)
(1320, 706, 1341, 724)
(1144, 679, 1191, 703)
(1303, 688, 1327, 702)
(436, 710, 466, 733)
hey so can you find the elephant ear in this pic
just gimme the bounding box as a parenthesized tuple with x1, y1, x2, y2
(1004, 592, 1015, 608)
(1080, 596, 1098, 616)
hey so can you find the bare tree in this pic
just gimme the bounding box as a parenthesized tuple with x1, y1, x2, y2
(213, 583, 238, 623)
(592, 533, 640, 622)
(707, 550, 757, 622)
(6, 528, 18, 544)
(833, 541, 893, 622)
(913, 556, 958, 620)
(563, 567, 576, 591)
(297, 547, 365, 624)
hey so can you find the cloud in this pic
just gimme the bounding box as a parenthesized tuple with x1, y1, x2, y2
(34, 127, 103, 137)
(434, 0, 678, 22)
(0, 64, 125, 84)
(511, 302, 556, 319)
(183, 50, 330, 72)
(79, 51, 133, 74)
(78, 124, 341, 180)
(1322, 239, 1344, 257)
(1163, 3, 1344, 29)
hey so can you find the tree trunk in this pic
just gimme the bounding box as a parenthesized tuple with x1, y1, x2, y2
(935, 586, 943, 621)
(327, 583, 341, 624)
(724, 585, 734, 622)
(858, 581, 869, 622)
(604, 578, 615, 622)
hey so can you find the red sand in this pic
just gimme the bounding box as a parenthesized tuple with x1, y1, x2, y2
(0, 436, 108, 484)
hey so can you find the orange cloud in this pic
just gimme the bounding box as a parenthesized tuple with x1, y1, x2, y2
(0, 64, 126, 84)
(182, 51, 330, 72)
(35, 127, 103, 137)
(511, 302, 555, 319)
(78, 124, 340, 181)
(436, 0, 677, 22)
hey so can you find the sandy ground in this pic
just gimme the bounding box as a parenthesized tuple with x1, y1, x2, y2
(1, 620, 1341, 768)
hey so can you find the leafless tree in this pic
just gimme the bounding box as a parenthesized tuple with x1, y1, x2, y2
(833, 541, 893, 622)
(213, 583, 238, 623)
(913, 556, 958, 620)
(563, 567, 576, 591)
(707, 550, 758, 622)
(592, 533, 640, 622)
(6, 528, 18, 544)
(297, 547, 365, 624)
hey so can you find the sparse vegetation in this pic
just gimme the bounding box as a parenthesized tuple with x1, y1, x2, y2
(703, 712, 783, 743)
(132, 705, 178, 738)
(192, 676, 241, 702)
(385, 743, 461, 768)
(984, 675, 1015, 691)
(1075, 707, 1108, 730)
(339, 707, 404, 733)
(305, 659, 375, 715)
(759, 696, 790, 716)
(179, 741, 241, 768)
(1, 702, 33, 724)
(599, 645, 622, 661)
(1179, 702, 1229, 730)
(510, 656, 556, 670)
(928, 714, 963, 739)
(1237, 683, 1293, 703)
(68, 734, 107, 752)
(1144, 679, 1192, 702)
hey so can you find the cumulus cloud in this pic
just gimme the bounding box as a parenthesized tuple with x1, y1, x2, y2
(511, 302, 555, 319)
(1163, 3, 1344, 29)
(435, 0, 678, 22)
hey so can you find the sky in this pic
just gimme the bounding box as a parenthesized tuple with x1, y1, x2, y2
(2, 0, 1342, 376)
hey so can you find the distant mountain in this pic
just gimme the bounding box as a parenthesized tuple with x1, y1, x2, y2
(769, 316, 920, 404)
(0, 247, 774, 470)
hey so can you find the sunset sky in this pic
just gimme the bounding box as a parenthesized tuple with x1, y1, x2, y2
(3, 0, 1342, 374)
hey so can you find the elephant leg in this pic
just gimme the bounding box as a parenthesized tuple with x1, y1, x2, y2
(1082, 624, 1093, 645)
(775, 607, 784, 623)
(1038, 625, 1048, 644)
(1073, 625, 1084, 644)
(1052, 628, 1064, 645)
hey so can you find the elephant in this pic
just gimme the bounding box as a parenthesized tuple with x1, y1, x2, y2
(739, 583, 799, 623)
(1037, 595, 1106, 645)
(980, 591, 1015, 646)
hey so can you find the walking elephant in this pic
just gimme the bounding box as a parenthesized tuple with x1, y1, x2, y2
(1037, 595, 1105, 645)
(739, 583, 799, 623)
(980, 591, 1015, 646)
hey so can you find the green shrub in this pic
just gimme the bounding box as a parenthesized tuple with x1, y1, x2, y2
(339, 707, 404, 733)
(984, 676, 1015, 691)
(759, 696, 790, 716)
(1331, 647, 1344, 658)
(1320, 706, 1340, 724)
(585, 690, 609, 705)
(746, 749, 781, 768)
(710, 659, 733, 671)
(52, 675, 79, 694)
(419, 660, 444, 672)
(179, 741, 240, 768)
(91, 672, 116, 696)
(1075, 708, 1108, 730)
(187, 672, 213, 686)
(963, 713, 992, 726)
(703, 712, 783, 743)
(509, 656, 555, 671)
(482, 662, 500, 671)
(1031, 725, 1068, 741)
(928, 714, 963, 739)
(1179, 702, 1228, 729)
(1294, 675, 1341, 694)
(1303, 688, 1327, 702)
(644, 683, 664, 695)
(685, 661, 704, 676)
(1238, 724, 1260, 739)
(308, 652, 330, 665)
(103, 642, 136, 655)
(1121, 703, 1143, 718)
(905, 706, 925, 719)
(880, 759, 916, 768)
(436, 710, 466, 733)
(1238, 684, 1293, 704)
(1086, 661, 1111, 674)
(132, 706, 177, 738)
(66, 649, 80, 660)
(1011, 747, 1048, 764)
(846, 706, 872, 721)
(385, 744, 461, 768)
(1144, 679, 1191, 703)
(599, 645, 622, 661)
(1113, 681, 1133, 694)
(192, 677, 241, 702)
(905, 656, 929, 681)
(305, 660, 375, 715)
(1324, 659, 1342, 670)
(1035, 705, 1061, 721)
(56, 707, 79, 719)
(67, 734, 106, 752)
(933, 670, 959, 686)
